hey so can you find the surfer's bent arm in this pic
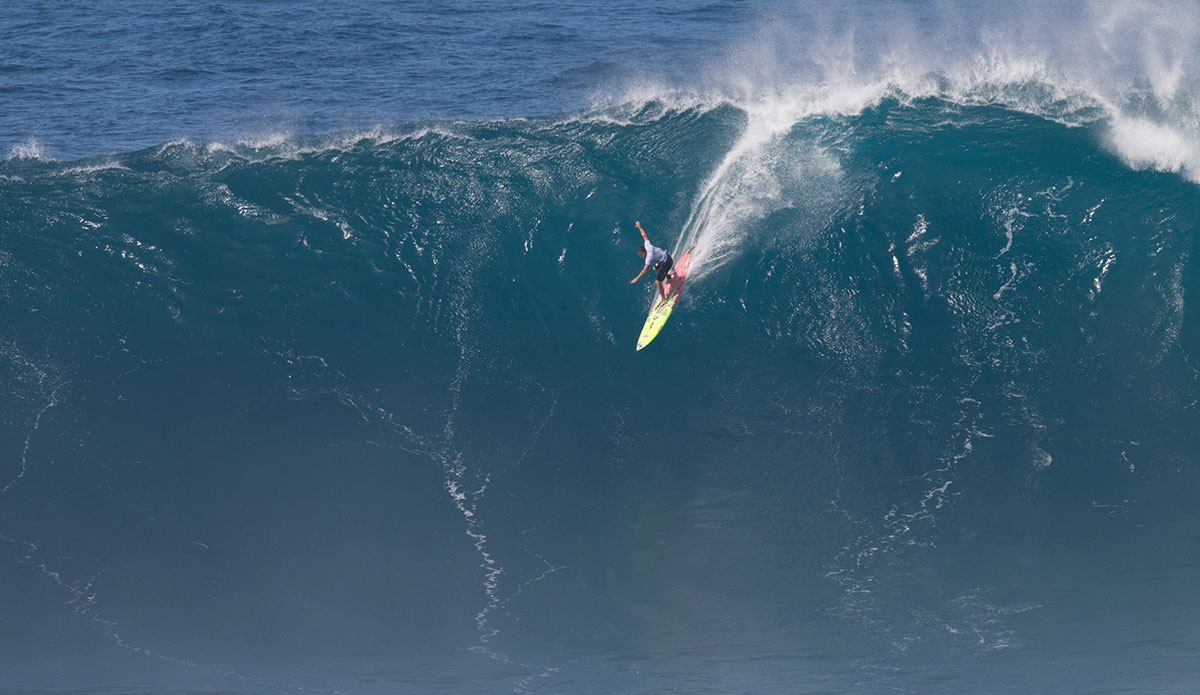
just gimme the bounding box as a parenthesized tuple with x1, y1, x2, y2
(630, 265, 648, 284)
(636, 221, 649, 241)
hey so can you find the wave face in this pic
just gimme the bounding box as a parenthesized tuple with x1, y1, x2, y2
(3, 93, 1199, 693)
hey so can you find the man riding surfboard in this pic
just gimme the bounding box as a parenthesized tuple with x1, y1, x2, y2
(629, 220, 673, 302)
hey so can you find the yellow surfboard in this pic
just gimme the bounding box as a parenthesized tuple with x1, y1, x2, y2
(636, 249, 692, 351)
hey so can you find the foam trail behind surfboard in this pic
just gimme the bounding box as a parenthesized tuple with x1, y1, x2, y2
(672, 95, 854, 282)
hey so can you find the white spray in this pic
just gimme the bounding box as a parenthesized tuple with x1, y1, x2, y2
(642, 0, 1200, 281)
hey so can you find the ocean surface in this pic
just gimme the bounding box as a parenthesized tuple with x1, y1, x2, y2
(3, 1, 1200, 693)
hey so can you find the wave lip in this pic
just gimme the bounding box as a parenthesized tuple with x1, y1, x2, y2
(608, 0, 1200, 186)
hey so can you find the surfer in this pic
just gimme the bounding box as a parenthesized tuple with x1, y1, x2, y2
(629, 221, 673, 301)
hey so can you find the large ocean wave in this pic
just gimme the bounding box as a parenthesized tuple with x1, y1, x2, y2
(3, 11, 1200, 691)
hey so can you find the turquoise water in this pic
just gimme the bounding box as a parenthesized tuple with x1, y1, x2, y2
(3, 2, 1200, 693)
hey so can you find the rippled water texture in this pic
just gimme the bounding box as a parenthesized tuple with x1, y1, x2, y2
(2, 2, 1199, 693)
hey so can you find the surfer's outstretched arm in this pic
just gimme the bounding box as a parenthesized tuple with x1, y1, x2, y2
(636, 220, 649, 241)
(630, 265, 648, 284)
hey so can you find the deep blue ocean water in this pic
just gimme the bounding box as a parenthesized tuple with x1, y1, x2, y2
(3, 1, 1200, 693)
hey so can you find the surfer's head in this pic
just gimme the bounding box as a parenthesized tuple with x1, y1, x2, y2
(636, 246, 646, 258)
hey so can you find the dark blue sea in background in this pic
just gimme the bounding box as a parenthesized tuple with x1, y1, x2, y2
(3, 1, 1200, 693)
